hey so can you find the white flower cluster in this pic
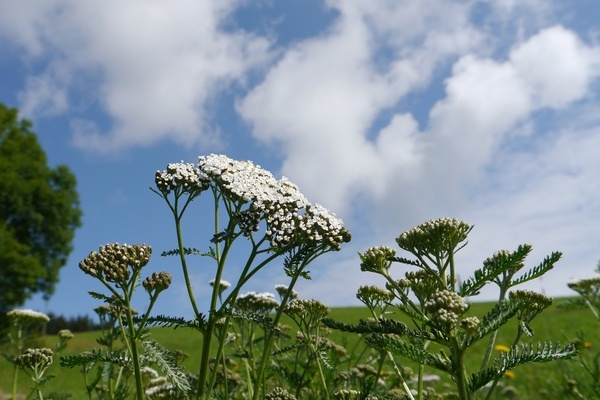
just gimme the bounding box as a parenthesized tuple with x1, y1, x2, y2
(7, 309, 50, 325)
(210, 279, 231, 293)
(199, 154, 350, 249)
(424, 290, 469, 326)
(274, 284, 298, 300)
(155, 161, 209, 195)
(145, 377, 178, 398)
(235, 291, 279, 314)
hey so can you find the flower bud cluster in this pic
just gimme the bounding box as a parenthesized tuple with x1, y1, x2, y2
(58, 329, 74, 341)
(155, 161, 209, 196)
(274, 284, 298, 300)
(7, 309, 50, 326)
(143, 271, 173, 293)
(284, 299, 329, 320)
(424, 290, 469, 326)
(356, 285, 394, 309)
(509, 290, 553, 322)
(266, 387, 298, 400)
(396, 218, 472, 255)
(460, 316, 481, 333)
(568, 276, 600, 296)
(79, 243, 152, 284)
(15, 347, 53, 370)
(360, 246, 396, 274)
(235, 291, 279, 314)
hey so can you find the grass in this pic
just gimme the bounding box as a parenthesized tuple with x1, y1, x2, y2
(1, 298, 597, 399)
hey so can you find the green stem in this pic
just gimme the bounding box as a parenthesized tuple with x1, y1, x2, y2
(308, 340, 330, 400)
(480, 286, 508, 370)
(451, 339, 470, 400)
(174, 211, 201, 318)
(252, 270, 303, 400)
(123, 288, 144, 400)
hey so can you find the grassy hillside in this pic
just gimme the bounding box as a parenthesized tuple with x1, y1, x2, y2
(1, 299, 597, 399)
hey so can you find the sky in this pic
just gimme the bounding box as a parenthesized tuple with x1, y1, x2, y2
(1, 0, 600, 319)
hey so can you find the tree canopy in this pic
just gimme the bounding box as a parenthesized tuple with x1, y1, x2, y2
(0, 103, 82, 311)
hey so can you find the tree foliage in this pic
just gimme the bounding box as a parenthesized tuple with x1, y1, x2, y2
(0, 103, 82, 311)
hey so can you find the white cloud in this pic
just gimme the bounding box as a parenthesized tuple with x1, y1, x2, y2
(1, 0, 272, 152)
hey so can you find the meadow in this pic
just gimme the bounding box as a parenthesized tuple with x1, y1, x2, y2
(2, 298, 597, 399)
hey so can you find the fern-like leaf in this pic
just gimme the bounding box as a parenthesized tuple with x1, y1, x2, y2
(161, 247, 204, 257)
(391, 256, 422, 267)
(511, 251, 562, 287)
(468, 341, 576, 391)
(466, 300, 519, 346)
(60, 349, 130, 369)
(142, 339, 191, 394)
(142, 314, 207, 332)
(365, 333, 451, 372)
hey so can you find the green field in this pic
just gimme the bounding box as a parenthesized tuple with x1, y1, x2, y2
(1, 299, 598, 399)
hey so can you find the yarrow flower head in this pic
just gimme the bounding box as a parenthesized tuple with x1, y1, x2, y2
(155, 161, 209, 196)
(509, 290, 553, 323)
(396, 218, 472, 257)
(284, 299, 330, 322)
(210, 279, 231, 294)
(7, 309, 50, 326)
(79, 243, 152, 283)
(14, 347, 53, 371)
(360, 246, 396, 274)
(235, 291, 279, 314)
(274, 284, 298, 300)
(356, 285, 395, 310)
(198, 154, 352, 249)
(265, 387, 298, 400)
(568, 276, 600, 296)
(143, 271, 173, 293)
(424, 290, 469, 327)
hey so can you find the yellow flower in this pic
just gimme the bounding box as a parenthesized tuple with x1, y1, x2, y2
(504, 370, 516, 379)
(495, 344, 510, 353)
(584, 341, 592, 349)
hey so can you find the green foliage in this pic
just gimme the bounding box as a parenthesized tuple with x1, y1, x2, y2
(327, 218, 574, 400)
(0, 103, 82, 311)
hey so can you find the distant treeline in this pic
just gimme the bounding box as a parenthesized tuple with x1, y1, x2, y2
(45, 312, 101, 334)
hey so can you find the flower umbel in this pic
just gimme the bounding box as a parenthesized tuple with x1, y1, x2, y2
(79, 243, 152, 284)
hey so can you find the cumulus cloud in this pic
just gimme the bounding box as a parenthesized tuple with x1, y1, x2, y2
(0, 0, 272, 152)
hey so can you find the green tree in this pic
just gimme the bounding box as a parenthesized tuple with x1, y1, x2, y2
(0, 103, 82, 312)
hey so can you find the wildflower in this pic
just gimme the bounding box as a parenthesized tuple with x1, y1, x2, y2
(274, 284, 298, 300)
(396, 218, 472, 256)
(460, 316, 481, 333)
(424, 290, 469, 327)
(359, 246, 396, 274)
(284, 299, 330, 321)
(155, 161, 209, 196)
(14, 347, 53, 371)
(509, 290, 553, 323)
(58, 329, 74, 341)
(235, 291, 279, 314)
(495, 344, 511, 353)
(334, 389, 361, 400)
(568, 276, 600, 296)
(504, 370, 516, 379)
(584, 341, 592, 349)
(209, 279, 231, 293)
(143, 271, 173, 293)
(265, 387, 298, 400)
(7, 309, 50, 326)
(79, 243, 152, 284)
(356, 285, 395, 310)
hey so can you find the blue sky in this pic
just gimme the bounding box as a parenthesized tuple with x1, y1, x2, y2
(1, 0, 600, 318)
